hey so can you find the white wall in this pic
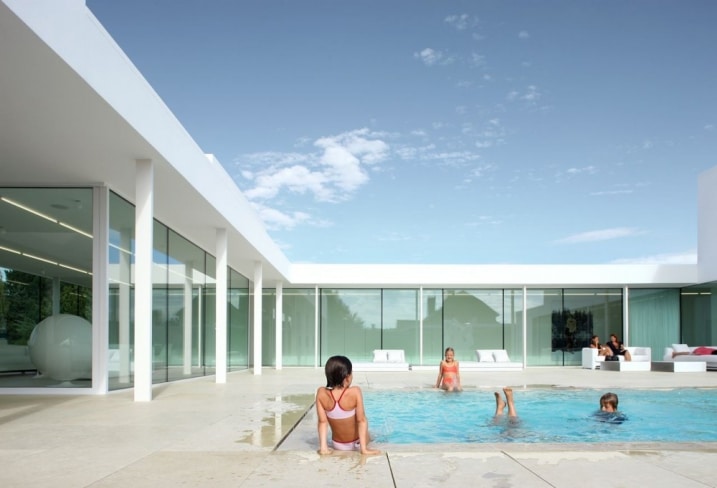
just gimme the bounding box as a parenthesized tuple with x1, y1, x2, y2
(698, 165, 717, 283)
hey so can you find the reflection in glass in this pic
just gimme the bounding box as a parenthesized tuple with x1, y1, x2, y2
(0, 187, 93, 387)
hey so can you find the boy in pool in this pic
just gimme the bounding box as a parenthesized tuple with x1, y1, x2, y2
(595, 392, 627, 423)
(435, 346, 462, 392)
(600, 392, 619, 412)
(315, 355, 381, 456)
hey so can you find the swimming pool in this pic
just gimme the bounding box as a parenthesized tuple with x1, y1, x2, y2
(365, 388, 717, 444)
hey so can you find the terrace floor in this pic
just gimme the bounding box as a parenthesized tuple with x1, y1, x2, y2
(1, 366, 716, 487)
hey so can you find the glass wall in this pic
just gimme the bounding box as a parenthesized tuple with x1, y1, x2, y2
(317, 288, 524, 367)
(108, 191, 249, 390)
(629, 288, 680, 361)
(525, 288, 622, 366)
(443, 289, 505, 362)
(422, 289, 443, 365)
(0, 188, 93, 387)
(381, 289, 419, 364)
(502, 289, 524, 361)
(680, 282, 717, 348)
(320, 289, 381, 364)
(228, 269, 249, 370)
(282, 288, 316, 366)
(108, 192, 135, 390)
(260, 289, 277, 366)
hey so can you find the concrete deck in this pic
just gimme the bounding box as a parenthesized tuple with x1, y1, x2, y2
(1, 367, 716, 487)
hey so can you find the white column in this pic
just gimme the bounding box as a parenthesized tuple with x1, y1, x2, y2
(91, 185, 109, 394)
(419, 286, 424, 366)
(134, 159, 154, 402)
(253, 261, 263, 375)
(119, 228, 131, 383)
(183, 263, 193, 375)
(314, 285, 319, 368)
(275, 281, 283, 370)
(522, 286, 528, 368)
(623, 286, 630, 346)
(215, 228, 228, 383)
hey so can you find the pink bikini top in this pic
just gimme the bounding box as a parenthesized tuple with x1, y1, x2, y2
(325, 387, 356, 420)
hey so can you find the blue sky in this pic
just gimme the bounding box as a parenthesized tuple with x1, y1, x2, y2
(87, 0, 717, 265)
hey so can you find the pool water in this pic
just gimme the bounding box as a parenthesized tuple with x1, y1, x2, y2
(365, 388, 717, 444)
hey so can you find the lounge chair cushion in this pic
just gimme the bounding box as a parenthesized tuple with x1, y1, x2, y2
(476, 350, 495, 362)
(493, 350, 510, 362)
(387, 350, 405, 363)
(373, 350, 388, 362)
(672, 343, 690, 353)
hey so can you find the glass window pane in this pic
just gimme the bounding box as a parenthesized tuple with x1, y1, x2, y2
(228, 269, 249, 370)
(108, 192, 134, 390)
(283, 288, 316, 367)
(320, 289, 381, 364)
(0, 188, 93, 388)
(382, 289, 419, 364)
(630, 288, 679, 361)
(422, 289, 443, 365)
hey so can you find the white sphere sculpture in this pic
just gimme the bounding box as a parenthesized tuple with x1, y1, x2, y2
(28, 314, 92, 382)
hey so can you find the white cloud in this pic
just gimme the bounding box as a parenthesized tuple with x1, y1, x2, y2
(566, 165, 597, 175)
(589, 189, 633, 196)
(377, 231, 412, 242)
(610, 250, 697, 264)
(705, 124, 714, 131)
(507, 85, 542, 105)
(518, 30, 530, 39)
(444, 13, 476, 30)
(238, 128, 389, 204)
(414, 48, 454, 66)
(470, 53, 486, 66)
(465, 215, 502, 226)
(252, 203, 312, 230)
(555, 227, 642, 244)
(471, 163, 495, 177)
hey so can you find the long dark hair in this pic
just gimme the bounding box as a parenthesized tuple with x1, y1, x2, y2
(324, 355, 352, 388)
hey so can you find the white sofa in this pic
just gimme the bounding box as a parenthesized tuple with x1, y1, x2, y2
(353, 349, 410, 372)
(460, 349, 523, 371)
(582, 346, 651, 370)
(662, 344, 717, 370)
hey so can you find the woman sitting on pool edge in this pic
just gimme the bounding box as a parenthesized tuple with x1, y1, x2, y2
(435, 346, 462, 392)
(315, 355, 381, 455)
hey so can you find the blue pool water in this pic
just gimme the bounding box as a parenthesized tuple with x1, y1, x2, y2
(364, 388, 717, 444)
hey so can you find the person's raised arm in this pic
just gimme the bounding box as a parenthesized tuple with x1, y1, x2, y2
(315, 388, 331, 455)
(354, 387, 381, 455)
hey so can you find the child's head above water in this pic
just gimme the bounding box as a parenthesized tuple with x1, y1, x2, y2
(324, 355, 352, 388)
(600, 392, 619, 412)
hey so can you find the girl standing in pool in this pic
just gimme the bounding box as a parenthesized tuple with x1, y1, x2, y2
(435, 347, 462, 392)
(315, 355, 381, 455)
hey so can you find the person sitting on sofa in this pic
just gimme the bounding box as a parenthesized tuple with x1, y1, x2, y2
(672, 346, 717, 358)
(589, 335, 613, 358)
(606, 334, 632, 361)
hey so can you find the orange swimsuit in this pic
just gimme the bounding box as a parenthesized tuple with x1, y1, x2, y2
(441, 362, 458, 385)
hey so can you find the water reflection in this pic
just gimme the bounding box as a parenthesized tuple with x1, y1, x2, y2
(236, 393, 314, 448)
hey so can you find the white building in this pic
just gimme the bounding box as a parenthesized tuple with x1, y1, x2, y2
(1, 0, 715, 400)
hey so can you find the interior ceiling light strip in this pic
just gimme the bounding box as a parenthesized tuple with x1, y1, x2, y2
(1, 196, 93, 239)
(0, 244, 91, 275)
